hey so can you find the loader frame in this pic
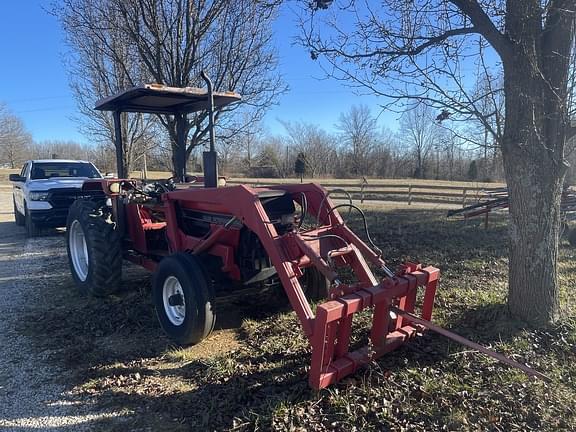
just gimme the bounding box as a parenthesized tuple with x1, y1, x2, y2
(77, 75, 441, 389)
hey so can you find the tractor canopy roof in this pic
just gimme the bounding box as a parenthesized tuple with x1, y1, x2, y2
(94, 83, 241, 114)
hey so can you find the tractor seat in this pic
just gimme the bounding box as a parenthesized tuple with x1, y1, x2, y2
(142, 221, 167, 231)
(137, 206, 167, 231)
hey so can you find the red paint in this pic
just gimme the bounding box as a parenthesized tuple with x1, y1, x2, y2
(113, 181, 441, 388)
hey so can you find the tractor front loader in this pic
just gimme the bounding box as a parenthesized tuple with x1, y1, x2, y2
(66, 73, 541, 389)
(159, 182, 440, 389)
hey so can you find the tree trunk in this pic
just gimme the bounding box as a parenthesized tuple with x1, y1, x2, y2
(503, 141, 563, 325)
(171, 114, 188, 180)
(501, 56, 566, 326)
(171, 146, 186, 180)
(499, 0, 575, 326)
(122, 113, 132, 176)
(483, 129, 488, 180)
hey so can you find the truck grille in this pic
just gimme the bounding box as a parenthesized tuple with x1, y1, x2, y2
(48, 188, 105, 209)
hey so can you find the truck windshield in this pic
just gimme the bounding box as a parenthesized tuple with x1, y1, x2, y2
(30, 162, 102, 180)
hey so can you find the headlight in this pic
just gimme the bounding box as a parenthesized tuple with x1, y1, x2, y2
(29, 191, 49, 201)
(109, 182, 121, 194)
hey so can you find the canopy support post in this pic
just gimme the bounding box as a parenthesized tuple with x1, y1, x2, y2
(175, 113, 187, 183)
(113, 111, 125, 179)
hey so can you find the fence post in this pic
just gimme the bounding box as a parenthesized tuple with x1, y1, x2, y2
(361, 176, 368, 203)
(462, 188, 467, 207)
(408, 184, 412, 205)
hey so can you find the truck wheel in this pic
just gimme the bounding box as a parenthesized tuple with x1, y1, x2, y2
(152, 253, 216, 345)
(24, 203, 40, 237)
(302, 267, 330, 301)
(66, 200, 122, 297)
(13, 198, 24, 226)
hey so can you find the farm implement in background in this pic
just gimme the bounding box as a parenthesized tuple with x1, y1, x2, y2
(448, 186, 576, 235)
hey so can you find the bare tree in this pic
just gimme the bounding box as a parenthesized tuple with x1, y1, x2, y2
(456, 54, 505, 179)
(31, 140, 92, 161)
(259, 134, 292, 178)
(89, 142, 118, 173)
(217, 117, 265, 175)
(441, 129, 461, 181)
(0, 105, 32, 168)
(336, 105, 378, 175)
(400, 104, 438, 179)
(369, 128, 396, 178)
(255, 144, 283, 177)
(302, 0, 576, 325)
(217, 134, 241, 175)
(240, 132, 259, 173)
(57, 0, 286, 178)
(281, 120, 336, 178)
(57, 0, 155, 175)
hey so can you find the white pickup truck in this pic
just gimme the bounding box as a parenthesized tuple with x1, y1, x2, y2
(10, 159, 103, 236)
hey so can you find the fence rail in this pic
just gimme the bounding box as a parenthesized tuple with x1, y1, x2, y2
(227, 178, 505, 207)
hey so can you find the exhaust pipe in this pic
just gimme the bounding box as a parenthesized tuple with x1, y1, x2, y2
(201, 71, 218, 188)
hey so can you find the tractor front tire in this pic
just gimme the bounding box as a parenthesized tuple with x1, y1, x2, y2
(152, 253, 216, 345)
(66, 200, 122, 297)
(13, 199, 24, 226)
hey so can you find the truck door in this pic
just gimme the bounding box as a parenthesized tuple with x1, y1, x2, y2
(14, 162, 29, 213)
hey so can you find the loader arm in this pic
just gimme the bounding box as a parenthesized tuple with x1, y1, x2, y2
(163, 183, 440, 389)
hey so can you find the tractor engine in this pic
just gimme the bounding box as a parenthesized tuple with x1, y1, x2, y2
(237, 191, 296, 285)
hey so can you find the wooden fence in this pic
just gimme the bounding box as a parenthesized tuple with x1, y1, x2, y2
(227, 178, 505, 207)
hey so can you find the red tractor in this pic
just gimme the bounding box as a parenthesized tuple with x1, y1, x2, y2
(66, 74, 440, 389)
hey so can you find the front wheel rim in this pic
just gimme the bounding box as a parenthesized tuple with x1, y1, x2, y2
(162, 276, 186, 326)
(69, 220, 89, 281)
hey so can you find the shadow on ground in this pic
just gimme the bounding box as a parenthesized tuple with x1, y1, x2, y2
(12, 207, 576, 431)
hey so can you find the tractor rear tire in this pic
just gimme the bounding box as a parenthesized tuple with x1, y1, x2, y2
(13, 199, 24, 226)
(302, 267, 330, 302)
(152, 253, 216, 345)
(66, 200, 122, 297)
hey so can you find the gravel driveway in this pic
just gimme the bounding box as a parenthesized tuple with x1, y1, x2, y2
(0, 189, 121, 431)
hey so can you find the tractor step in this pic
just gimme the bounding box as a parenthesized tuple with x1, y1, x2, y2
(243, 266, 278, 285)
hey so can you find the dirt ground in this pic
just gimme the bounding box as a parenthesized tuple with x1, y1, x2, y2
(0, 187, 130, 430)
(0, 185, 573, 431)
(0, 186, 250, 431)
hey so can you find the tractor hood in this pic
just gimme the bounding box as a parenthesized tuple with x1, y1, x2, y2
(28, 178, 87, 191)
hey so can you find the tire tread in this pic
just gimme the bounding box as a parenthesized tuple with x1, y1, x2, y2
(66, 200, 122, 296)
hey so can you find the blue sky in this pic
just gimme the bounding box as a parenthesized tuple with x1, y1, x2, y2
(264, 4, 398, 135)
(0, 1, 397, 144)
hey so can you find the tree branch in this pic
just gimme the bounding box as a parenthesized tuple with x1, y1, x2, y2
(312, 27, 479, 59)
(448, 0, 511, 58)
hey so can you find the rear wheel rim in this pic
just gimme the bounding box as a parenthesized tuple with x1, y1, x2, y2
(69, 220, 89, 281)
(163, 276, 186, 326)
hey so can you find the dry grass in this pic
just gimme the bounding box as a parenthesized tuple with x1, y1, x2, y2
(0, 166, 505, 190)
(0, 168, 19, 182)
(16, 206, 576, 431)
